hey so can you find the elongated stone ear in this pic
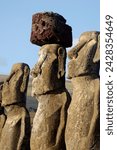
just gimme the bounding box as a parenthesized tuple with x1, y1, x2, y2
(92, 34, 100, 75)
(57, 47, 66, 79)
(20, 65, 30, 93)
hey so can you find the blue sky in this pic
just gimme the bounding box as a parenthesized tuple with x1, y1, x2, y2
(0, 0, 100, 75)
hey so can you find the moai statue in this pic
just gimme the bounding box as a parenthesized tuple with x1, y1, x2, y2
(30, 44, 71, 150)
(0, 81, 6, 138)
(65, 31, 100, 150)
(0, 63, 31, 150)
(30, 12, 72, 150)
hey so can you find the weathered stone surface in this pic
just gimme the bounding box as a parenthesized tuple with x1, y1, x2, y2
(0, 63, 31, 150)
(31, 44, 66, 96)
(31, 89, 71, 150)
(0, 82, 6, 139)
(65, 31, 100, 150)
(65, 77, 100, 150)
(30, 44, 71, 150)
(0, 105, 31, 150)
(30, 12, 72, 47)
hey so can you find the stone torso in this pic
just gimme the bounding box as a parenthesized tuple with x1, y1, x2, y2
(31, 90, 70, 150)
(0, 105, 30, 150)
(65, 76, 100, 150)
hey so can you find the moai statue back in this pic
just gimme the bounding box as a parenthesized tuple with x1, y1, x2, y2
(65, 31, 100, 150)
(30, 44, 71, 150)
(0, 82, 6, 139)
(0, 63, 31, 150)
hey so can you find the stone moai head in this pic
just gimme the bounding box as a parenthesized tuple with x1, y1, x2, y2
(2, 63, 30, 106)
(68, 31, 100, 78)
(31, 44, 66, 96)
